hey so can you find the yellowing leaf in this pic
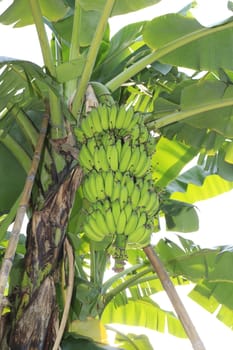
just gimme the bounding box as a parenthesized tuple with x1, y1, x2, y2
(69, 318, 109, 344)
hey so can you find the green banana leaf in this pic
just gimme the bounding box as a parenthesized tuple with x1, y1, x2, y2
(143, 13, 233, 71)
(0, 0, 69, 27)
(190, 281, 233, 328)
(50, 9, 103, 48)
(168, 166, 233, 203)
(93, 22, 147, 83)
(157, 237, 233, 327)
(101, 297, 187, 338)
(0, 0, 161, 28)
(114, 332, 154, 350)
(151, 136, 197, 188)
(181, 81, 233, 138)
(0, 144, 26, 213)
(79, 0, 161, 16)
(61, 336, 122, 350)
(162, 200, 199, 233)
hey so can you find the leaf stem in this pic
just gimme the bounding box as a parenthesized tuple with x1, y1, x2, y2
(106, 20, 233, 92)
(0, 134, 31, 173)
(71, 0, 116, 118)
(28, 0, 65, 138)
(66, 0, 82, 98)
(8, 103, 38, 147)
(103, 267, 152, 309)
(147, 97, 233, 129)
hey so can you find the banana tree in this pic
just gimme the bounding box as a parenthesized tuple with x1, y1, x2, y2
(0, 1, 233, 350)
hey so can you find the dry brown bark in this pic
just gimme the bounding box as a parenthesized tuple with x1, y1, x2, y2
(9, 166, 83, 350)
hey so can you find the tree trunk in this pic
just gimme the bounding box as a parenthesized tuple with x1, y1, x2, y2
(9, 166, 83, 349)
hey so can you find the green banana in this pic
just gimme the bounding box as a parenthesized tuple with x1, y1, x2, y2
(93, 209, 110, 236)
(108, 104, 118, 129)
(115, 139, 122, 160)
(133, 149, 150, 177)
(111, 180, 121, 201)
(94, 147, 102, 172)
(89, 107, 103, 134)
(127, 145, 140, 172)
(139, 124, 149, 143)
(122, 107, 134, 129)
(74, 127, 86, 143)
(124, 211, 139, 236)
(146, 136, 156, 156)
(112, 200, 121, 226)
(130, 125, 140, 143)
(82, 173, 97, 203)
(87, 137, 97, 154)
(119, 185, 128, 209)
(138, 224, 153, 245)
(101, 133, 114, 149)
(115, 105, 127, 129)
(97, 104, 109, 131)
(114, 171, 123, 182)
(80, 116, 94, 138)
(131, 184, 141, 208)
(127, 112, 141, 131)
(106, 208, 116, 234)
(138, 183, 150, 208)
(127, 224, 145, 243)
(119, 141, 132, 172)
(116, 210, 127, 234)
(107, 144, 119, 172)
(146, 191, 159, 216)
(104, 171, 114, 198)
(78, 144, 93, 171)
(83, 216, 105, 241)
(137, 211, 147, 228)
(125, 176, 135, 196)
(98, 146, 109, 171)
(95, 173, 105, 200)
(123, 202, 133, 221)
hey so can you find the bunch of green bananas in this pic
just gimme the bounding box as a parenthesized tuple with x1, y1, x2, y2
(75, 105, 158, 271)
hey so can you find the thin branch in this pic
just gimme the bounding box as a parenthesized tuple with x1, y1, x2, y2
(71, 0, 116, 118)
(0, 195, 21, 242)
(52, 238, 74, 350)
(143, 245, 206, 350)
(0, 106, 49, 316)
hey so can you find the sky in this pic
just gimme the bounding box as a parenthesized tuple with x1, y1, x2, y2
(1, 0, 233, 349)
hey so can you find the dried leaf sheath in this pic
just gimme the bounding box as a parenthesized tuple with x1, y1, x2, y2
(10, 166, 83, 349)
(0, 109, 49, 315)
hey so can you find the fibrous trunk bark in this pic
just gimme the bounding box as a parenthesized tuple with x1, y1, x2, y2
(9, 166, 82, 350)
